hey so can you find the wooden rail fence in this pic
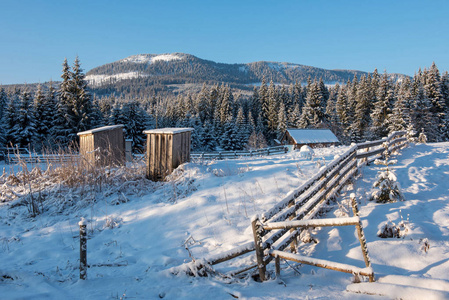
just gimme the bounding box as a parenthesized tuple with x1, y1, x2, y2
(190, 146, 288, 161)
(1, 147, 79, 165)
(174, 131, 408, 279)
(254, 194, 374, 282)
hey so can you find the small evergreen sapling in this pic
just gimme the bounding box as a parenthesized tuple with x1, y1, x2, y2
(370, 142, 404, 203)
(418, 128, 427, 144)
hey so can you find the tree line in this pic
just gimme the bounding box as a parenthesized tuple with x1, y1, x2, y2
(1, 59, 448, 153)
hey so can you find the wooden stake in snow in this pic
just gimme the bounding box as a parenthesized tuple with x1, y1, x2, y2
(251, 216, 266, 281)
(79, 217, 87, 280)
(350, 194, 374, 282)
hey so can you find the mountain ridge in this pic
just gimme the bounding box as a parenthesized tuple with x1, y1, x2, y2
(1, 53, 407, 98)
(85, 52, 407, 98)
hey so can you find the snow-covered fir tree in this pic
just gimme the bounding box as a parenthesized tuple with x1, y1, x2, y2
(370, 72, 393, 139)
(33, 84, 54, 149)
(424, 63, 447, 141)
(351, 75, 372, 142)
(388, 82, 408, 133)
(220, 118, 239, 151)
(298, 81, 324, 128)
(55, 57, 94, 144)
(12, 89, 37, 148)
(199, 121, 217, 151)
(235, 107, 250, 150)
(371, 142, 404, 203)
(277, 101, 287, 139)
(120, 100, 150, 151)
(0, 88, 7, 147)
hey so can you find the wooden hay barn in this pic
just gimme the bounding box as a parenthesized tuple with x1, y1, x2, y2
(280, 129, 339, 149)
(78, 125, 125, 167)
(143, 128, 194, 181)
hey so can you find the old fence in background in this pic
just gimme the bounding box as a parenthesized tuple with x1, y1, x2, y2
(190, 146, 288, 161)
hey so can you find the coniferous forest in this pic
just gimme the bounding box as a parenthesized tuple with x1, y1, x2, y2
(1, 58, 448, 153)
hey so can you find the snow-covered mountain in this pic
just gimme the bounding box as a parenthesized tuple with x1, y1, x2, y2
(86, 53, 406, 97)
(86, 52, 369, 87)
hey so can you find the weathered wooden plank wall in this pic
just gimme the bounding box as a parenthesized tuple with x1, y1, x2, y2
(144, 128, 193, 181)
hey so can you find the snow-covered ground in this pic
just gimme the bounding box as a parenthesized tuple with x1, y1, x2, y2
(1, 143, 448, 299)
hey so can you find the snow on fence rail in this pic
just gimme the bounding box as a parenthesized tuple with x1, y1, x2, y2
(173, 131, 408, 278)
(5, 152, 79, 165)
(0, 147, 80, 165)
(254, 194, 374, 282)
(190, 146, 288, 161)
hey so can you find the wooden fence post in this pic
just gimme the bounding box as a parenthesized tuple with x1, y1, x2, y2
(350, 194, 374, 282)
(275, 254, 281, 280)
(288, 200, 297, 253)
(79, 217, 87, 280)
(251, 216, 266, 281)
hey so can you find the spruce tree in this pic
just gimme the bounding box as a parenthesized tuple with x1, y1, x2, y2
(277, 101, 287, 139)
(55, 58, 72, 144)
(258, 77, 269, 134)
(33, 84, 51, 149)
(235, 107, 250, 150)
(69, 56, 94, 138)
(196, 83, 212, 123)
(298, 81, 323, 128)
(424, 62, 446, 141)
(2, 91, 19, 147)
(120, 100, 149, 151)
(0, 88, 8, 147)
(325, 84, 341, 137)
(0, 87, 7, 121)
(220, 117, 239, 151)
(352, 75, 371, 142)
(335, 84, 351, 144)
(288, 103, 302, 128)
(410, 81, 435, 139)
(200, 120, 217, 151)
(388, 82, 407, 133)
(370, 72, 393, 139)
(266, 80, 279, 139)
(12, 89, 37, 148)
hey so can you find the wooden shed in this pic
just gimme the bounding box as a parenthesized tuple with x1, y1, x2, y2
(143, 128, 194, 181)
(280, 128, 340, 149)
(77, 125, 125, 167)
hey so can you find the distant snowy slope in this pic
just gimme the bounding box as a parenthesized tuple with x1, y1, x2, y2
(120, 53, 183, 64)
(85, 71, 148, 86)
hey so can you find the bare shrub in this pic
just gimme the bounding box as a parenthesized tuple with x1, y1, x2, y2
(1, 144, 153, 216)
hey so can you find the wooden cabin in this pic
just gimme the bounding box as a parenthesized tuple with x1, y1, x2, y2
(77, 125, 125, 167)
(280, 129, 339, 149)
(143, 128, 194, 181)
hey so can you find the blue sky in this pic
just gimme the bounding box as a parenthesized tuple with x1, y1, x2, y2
(1, 0, 448, 84)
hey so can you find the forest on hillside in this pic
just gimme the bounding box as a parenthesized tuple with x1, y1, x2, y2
(1, 58, 448, 153)
(85, 54, 373, 99)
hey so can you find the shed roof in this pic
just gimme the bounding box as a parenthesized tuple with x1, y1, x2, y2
(285, 129, 339, 144)
(143, 128, 194, 135)
(77, 125, 124, 136)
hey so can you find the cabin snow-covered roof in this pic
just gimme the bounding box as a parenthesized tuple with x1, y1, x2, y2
(143, 128, 194, 135)
(77, 125, 124, 136)
(285, 129, 339, 144)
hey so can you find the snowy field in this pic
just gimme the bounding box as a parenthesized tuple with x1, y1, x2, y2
(1, 143, 449, 299)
